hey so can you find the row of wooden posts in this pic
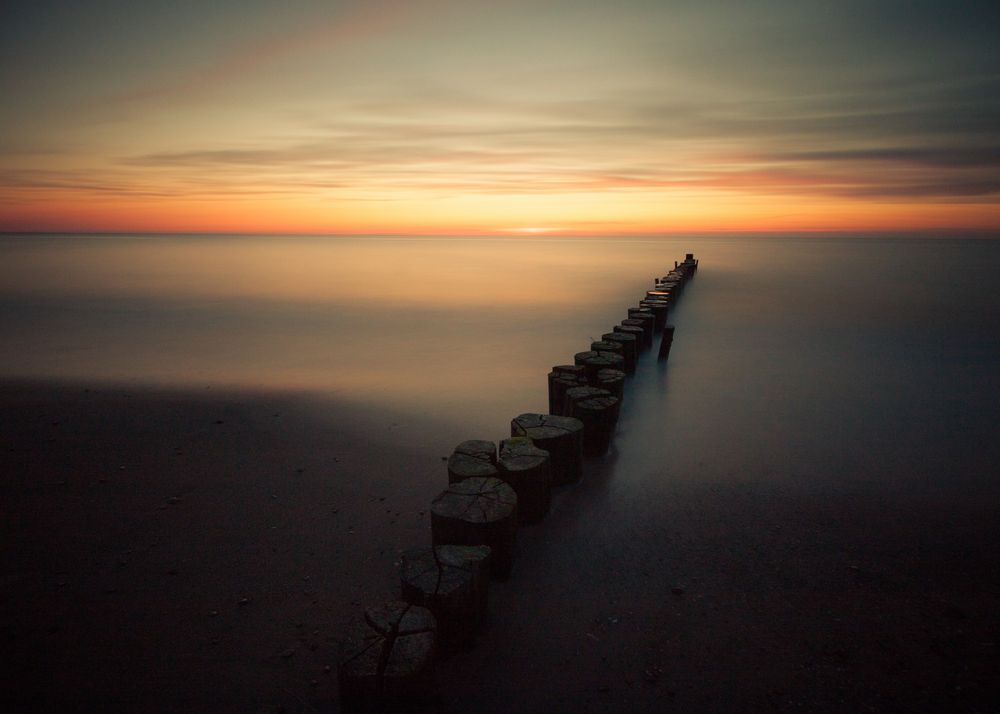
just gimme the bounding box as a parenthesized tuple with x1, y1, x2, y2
(338, 254, 699, 712)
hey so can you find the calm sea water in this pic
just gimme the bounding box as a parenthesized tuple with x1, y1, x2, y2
(2, 233, 999, 499)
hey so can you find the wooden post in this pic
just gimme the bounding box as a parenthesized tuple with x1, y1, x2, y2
(498, 437, 551, 523)
(595, 368, 625, 401)
(601, 332, 637, 374)
(590, 340, 624, 361)
(338, 602, 437, 713)
(566, 387, 620, 456)
(658, 325, 676, 361)
(638, 300, 669, 331)
(574, 350, 625, 381)
(621, 318, 653, 348)
(510, 413, 584, 485)
(613, 324, 646, 352)
(447, 440, 498, 483)
(547, 365, 587, 416)
(431, 477, 517, 578)
(400, 545, 491, 654)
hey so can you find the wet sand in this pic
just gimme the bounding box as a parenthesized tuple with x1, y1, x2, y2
(3, 376, 998, 712)
(1, 379, 465, 711)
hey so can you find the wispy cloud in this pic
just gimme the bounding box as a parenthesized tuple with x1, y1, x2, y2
(2, 0, 999, 231)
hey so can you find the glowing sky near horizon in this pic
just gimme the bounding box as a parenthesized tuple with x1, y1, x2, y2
(2, 0, 999, 234)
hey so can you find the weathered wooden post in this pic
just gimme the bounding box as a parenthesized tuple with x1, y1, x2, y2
(590, 340, 624, 362)
(447, 440, 498, 483)
(565, 386, 620, 456)
(338, 602, 437, 713)
(497, 437, 551, 523)
(563, 385, 610, 411)
(613, 324, 646, 352)
(510, 413, 584, 485)
(658, 325, 676, 361)
(621, 318, 652, 348)
(399, 545, 491, 654)
(601, 331, 637, 374)
(431, 477, 517, 578)
(595, 367, 625, 401)
(639, 300, 669, 331)
(628, 307, 659, 336)
(574, 350, 625, 382)
(547, 365, 587, 416)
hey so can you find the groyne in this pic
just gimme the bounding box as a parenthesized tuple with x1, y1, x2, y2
(338, 253, 699, 711)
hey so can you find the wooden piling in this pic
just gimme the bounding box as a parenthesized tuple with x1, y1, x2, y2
(510, 413, 584, 485)
(566, 387, 620, 456)
(601, 332, 637, 374)
(613, 324, 646, 351)
(399, 545, 491, 654)
(595, 368, 625, 401)
(590, 340, 624, 361)
(447, 440, 498, 484)
(498, 437, 552, 523)
(658, 325, 676, 361)
(338, 602, 437, 713)
(574, 350, 625, 381)
(431, 477, 517, 578)
(638, 300, 669, 331)
(621, 318, 653, 348)
(547, 365, 587, 416)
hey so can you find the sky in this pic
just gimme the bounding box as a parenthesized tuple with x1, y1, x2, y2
(1, 0, 999, 235)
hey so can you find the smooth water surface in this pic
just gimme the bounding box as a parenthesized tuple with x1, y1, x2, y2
(2, 233, 999, 498)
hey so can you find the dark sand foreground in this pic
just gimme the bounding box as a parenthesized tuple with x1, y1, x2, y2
(2, 378, 998, 712)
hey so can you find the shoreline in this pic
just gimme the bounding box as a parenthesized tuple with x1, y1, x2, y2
(2, 376, 999, 711)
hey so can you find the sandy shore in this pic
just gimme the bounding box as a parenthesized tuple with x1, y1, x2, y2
(2, 378, 998, 712)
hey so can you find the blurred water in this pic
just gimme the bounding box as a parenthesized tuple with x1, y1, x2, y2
(2, 233, 999, 498)
(0, 233, 699, 418)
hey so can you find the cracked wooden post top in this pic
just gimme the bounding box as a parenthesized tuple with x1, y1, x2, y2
(498, 436, 552, 524)
(574, 350, 626, 383)
(447, 440, 498, 484)
(564, 385, 611, 410)
(601, 332, 637, 374)
(590, 340, 624, 362)
(613, 324, 647, 352)
(510, 413, 584, 485)
(431, 477, 517, 579)
(338, 601, 436, 713)
(595, 368, 625, 401)
(400, 545, 491, 654)
(547, 365, 587, 416)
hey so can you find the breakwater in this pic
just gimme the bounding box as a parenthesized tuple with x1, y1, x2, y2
(338, 254, 699, 711)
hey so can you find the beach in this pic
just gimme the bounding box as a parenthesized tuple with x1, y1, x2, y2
(2, 234, 1000, 711)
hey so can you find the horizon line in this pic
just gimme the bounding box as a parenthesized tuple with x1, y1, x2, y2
(4, 227, 1000, 239)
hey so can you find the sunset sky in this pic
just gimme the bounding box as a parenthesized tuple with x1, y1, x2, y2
(2, 0, 999, 234)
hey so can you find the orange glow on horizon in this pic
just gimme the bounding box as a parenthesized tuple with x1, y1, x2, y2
(3, 185, 998, 235)
(3, 1, 998, 237)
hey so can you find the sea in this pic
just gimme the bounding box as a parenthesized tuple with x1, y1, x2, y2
(2, 232, 999, 503)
